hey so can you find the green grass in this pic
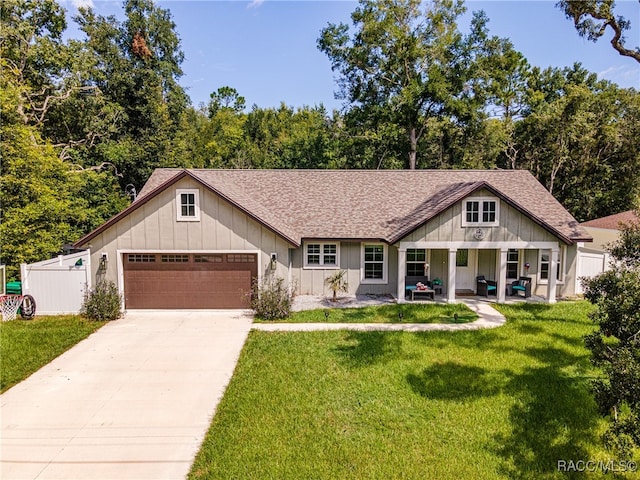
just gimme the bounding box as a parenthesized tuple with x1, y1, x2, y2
(255, 303, 477, 324)
(0, 316, 106, 392)
(190, 301, 639, 479)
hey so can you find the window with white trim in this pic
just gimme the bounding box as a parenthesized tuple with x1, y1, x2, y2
(507, 249, 519, 279)
(539, 247, 565, 283)
(304, 242, 339, 268)
(176, 189, 200, 221)
(362, 244, 387, 283)
(462, 197, 499, 227)
(406, 248, 426, 276)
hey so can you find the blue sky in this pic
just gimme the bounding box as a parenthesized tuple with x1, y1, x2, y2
(64, 1, 640, 110)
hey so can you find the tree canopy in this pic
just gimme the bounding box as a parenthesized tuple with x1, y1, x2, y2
(318, 0, 519, 169)
(558, 0, 640, 62)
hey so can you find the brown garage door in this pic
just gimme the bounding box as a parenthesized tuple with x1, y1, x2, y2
(123, 253, 257, 309)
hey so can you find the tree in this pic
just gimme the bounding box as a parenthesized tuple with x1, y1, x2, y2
(558, 0, 640, 62)
(0, 70, 127, 280)
(582, 214, 640, 459)
(514, 64, 640, 221)
(318, 0, 515, 169)
(238, 103, 336, 169)
(0, 5, 128, 279)
(208, 86, 245, 117)
(74, 0, 189, 189)
(0, 0, 68, 127)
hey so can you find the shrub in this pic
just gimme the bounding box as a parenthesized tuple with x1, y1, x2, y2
(325, 270, 349, 301)
(81, 280, 123, 321)
(250, 276, 295, 320)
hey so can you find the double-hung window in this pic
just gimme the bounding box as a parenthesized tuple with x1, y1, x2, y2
(462, 198, 499, 227)
(539, 248, 565, 283)
(304, 242, 339, 268)
(362, 244, 387, 283)
(406, 248, 426, 276)
(176, 189, 200, 221)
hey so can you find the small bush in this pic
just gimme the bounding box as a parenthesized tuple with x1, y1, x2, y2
(325, 270, 349, 302)
(250, 276, 295, 320)
(81, 280, 122, 321)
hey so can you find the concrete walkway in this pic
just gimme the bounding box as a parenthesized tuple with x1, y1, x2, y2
(253, 299, 506, 332)
(0, 310, 253, 480)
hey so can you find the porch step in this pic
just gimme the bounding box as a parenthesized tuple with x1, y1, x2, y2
(455, 289, 476, 296)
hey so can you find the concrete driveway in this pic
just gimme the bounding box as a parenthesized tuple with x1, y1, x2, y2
(1, 310, 253, 480)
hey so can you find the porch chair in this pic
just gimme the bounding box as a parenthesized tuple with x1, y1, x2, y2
(476, 275, 497, 297)
(511, 277, 532, 298)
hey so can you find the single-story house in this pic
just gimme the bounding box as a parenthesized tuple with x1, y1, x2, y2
(74, 169, 592, 309)
(580, 210, 639, 253)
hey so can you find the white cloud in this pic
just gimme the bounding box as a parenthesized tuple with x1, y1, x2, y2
(598, 64, 640, 88)
(247, 0, 265, 9)
(71, 0, 94, 9)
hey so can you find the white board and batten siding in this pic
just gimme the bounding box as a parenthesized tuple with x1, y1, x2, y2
(20, 251, 91, 315)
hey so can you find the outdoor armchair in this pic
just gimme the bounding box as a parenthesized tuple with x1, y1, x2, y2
(476, 275, 497, 297)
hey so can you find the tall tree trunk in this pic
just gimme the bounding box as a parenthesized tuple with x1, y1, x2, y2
(408, 125, 417, 169)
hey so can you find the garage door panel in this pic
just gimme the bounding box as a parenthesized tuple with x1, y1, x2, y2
(123, 253, 257, 309)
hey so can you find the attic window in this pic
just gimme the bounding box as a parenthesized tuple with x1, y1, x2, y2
(176, 189, 200, 221)
(462, 197, 499, 227)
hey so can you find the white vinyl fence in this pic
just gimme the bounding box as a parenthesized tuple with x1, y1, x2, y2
(575, 246, 611, 295)
(20, 251, 91, 315)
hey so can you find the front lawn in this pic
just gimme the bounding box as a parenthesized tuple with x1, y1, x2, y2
(255, 302, 477, 324)
(0, 316, 106, 392)
(190, 301, 638, 479)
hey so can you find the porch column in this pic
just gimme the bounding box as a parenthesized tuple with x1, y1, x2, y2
(496, 248, 508, 303)
(447, 248, 457, 303)
(547, 247, 559, 304)
(397, 247, 407, 303)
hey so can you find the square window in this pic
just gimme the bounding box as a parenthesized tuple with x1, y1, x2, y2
(406, 248, 427, 276)
(365, 263, 383, 279)
(323, 244, 337, 265)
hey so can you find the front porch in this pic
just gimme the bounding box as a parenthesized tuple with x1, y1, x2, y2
(397, 242, 563, 305)
(403, 292, 549, 305)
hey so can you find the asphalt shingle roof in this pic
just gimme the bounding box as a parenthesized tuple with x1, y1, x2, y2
(130, 168, 591, 246)
(581, 210, 639, 230)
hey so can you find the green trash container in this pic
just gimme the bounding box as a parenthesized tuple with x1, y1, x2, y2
(6, 281, 22, 295)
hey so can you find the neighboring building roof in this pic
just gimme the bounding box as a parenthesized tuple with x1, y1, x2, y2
(581, 210, 639, 230)
(75, 169, 592, 248)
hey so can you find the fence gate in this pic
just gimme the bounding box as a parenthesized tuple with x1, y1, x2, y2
(575, 248, 610, 295)
(20, 251, 90, 315)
